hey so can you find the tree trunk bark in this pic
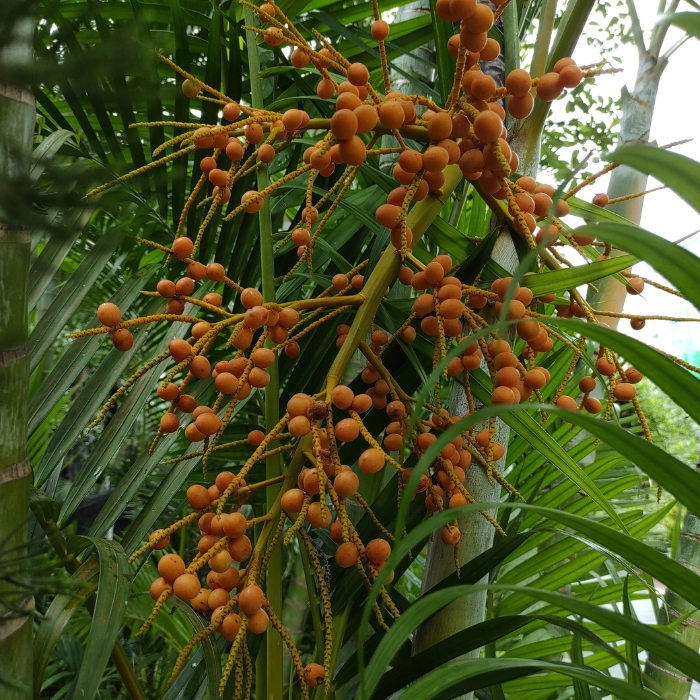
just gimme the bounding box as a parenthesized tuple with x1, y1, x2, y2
(413, 7, 518, 692)
(0, 3, 36, 698)
(579, 21, 700, 699)
(586, 52, 667, 329)
(645, 473, 700, 699)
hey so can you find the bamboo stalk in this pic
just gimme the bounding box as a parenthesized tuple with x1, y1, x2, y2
(0, 5, 36, 698)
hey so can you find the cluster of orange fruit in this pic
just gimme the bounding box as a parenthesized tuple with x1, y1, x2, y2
(74, 0, 654, 694)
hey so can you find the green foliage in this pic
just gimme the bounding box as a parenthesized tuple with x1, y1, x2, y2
(14, 1, 700, 700)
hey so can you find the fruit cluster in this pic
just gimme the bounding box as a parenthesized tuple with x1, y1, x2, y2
(70, 0, 688, 696)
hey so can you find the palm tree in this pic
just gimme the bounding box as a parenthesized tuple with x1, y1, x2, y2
(11, 2, 700, 699)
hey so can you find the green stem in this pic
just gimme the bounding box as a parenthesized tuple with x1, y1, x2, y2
(326, 165, 463, 396)
(0, 5, 36, 699)
(244, 7, 284, 698)
(530, 0, 558, 79)
(511, 0, 595, 175)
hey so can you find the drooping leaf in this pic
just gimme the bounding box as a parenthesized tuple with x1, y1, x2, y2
(67, 539, 130, 700)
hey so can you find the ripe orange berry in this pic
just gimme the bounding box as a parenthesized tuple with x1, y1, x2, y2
(173, 573, 201, 601)
(112, 329, 134, 351)
(171, 237, 194, 260)
(472, 110, 502, 143)
(442, 525, 461, 545)
(613, 383, 637, 401)
(208, 588, 230, 610)
(150, 577, 173, 601)
(189, 355, 211, 379)
(331, 385, 354, 410)
(221, 512, 246, 540)
(582, 397, 602, 414)
(281, 488, 305, 514)
(245, 430, 263, 447)
(175, 395, 195, 415)
(190, 588, 210, 612)
(287, 393, 313, 417)
(333, 470, 359, 498)
(247, 607, 269, 634)
(537, 72, 563, 101)
(228, 534, 252, 562)
(97, 302, 121, 326)
(353, 104, 377, 134)
(149, 529, 170, 550)
(158, 553, 186, 582)
(596, 357, 616, 376)
(248, 367, 270, 388)
(169, 338, 192, 362)
(471, 73, 496, 100)
(366, 538, 391, 564)
(213, 472, 233, 494)
(194, 412, 220, 436)
(159, 412, 178, 433)
(492, 386, 516, 404)
(209, 549, 232, 574)
(555, 395, 579, 411)
(334, 417, 360, 443)
(214, 372, 238, 395)
(199, 535, 218, 555)
(624, 367, 642, 384)
(285, 341, 300, 358)
(216, 611, 242, 641)
(347, 62, 369, 86)
(306, 502, 332, 528)
(289, 415, 311, 437)
(187, 484, 210, 509)
(481, 37, 500, 61)
(222, 100, 241, 120)
(303, 663, 325, 688)
(335, 542, 360, 568)
(427, 111, 453, 141)
(216, 567, 240, 591)
(422, 146, 449, 172)
(379, 101, 405, 129)
(359, 448, 385, 474)
(238, 584, 264, 615)
(371, 19, 390, 40)
(626, 277, 644, 295)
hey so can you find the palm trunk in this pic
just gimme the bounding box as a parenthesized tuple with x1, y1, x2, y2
(580, 6, 700, 695)
(413, 3, 518, 680)
(645, 474, 700, 699)
(586, 51, 667, 328)
(0, 3, 36, 698)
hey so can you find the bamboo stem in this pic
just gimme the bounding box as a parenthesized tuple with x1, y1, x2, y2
(0, 6, 36, 699)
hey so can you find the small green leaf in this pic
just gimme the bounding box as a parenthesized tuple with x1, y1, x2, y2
(520, 254, 637, 295)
